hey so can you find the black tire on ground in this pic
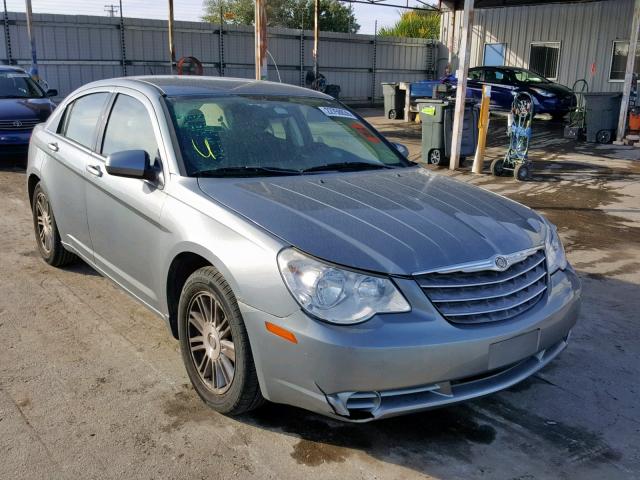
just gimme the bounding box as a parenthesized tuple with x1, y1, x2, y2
(490, 158, 505, 176)
(388, 109, 397, 120)
(429, 149, 444, 166)
(31, 183, 76, 267)
(178, 266, 264, 416)
(596, 130, 612, 144)
(514, 163, 530, 181)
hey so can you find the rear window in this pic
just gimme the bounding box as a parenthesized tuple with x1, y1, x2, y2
(62, 93, 110, 149)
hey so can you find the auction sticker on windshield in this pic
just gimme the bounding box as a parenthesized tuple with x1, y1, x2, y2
(318, 107, 357, 119)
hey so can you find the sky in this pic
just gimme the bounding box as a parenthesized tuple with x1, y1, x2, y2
(4, 0, 435, 34)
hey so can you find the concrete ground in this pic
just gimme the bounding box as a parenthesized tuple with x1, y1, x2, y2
(1, 111, 639, 480)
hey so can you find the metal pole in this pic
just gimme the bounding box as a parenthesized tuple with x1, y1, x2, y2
(168, 0, 176, 73)
(300, 16, 305, 87)
(254, 0, 267, 80)
(615, 0, 640, 144)
(3, 0, 13, 65)
(218, 4, 225, 76)
(472, 85, 491, 174)
(25, 0, 38, 80)
(313, 0, 319, 81)
(371, 20, 377, 106)
(449, 0, 474, 170)
(118, 0, 127, 76)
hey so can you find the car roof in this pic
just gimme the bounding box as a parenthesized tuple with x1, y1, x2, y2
(0, 65, 27, 73)
(80, 75, 332, 99)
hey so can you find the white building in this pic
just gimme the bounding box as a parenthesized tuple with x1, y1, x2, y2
(440, 0, 636, 92)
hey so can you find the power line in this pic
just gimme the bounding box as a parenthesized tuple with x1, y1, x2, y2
(104, 4, 119, 16)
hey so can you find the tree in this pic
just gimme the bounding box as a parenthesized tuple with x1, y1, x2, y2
(202, 0, 360, 33)
(378, 10, 440, 39)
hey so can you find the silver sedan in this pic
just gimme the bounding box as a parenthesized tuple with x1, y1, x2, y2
(26, 76, 581, 421)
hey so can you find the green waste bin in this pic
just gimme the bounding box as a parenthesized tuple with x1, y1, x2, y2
(583, 92, 622, 143)
(382, 82, 406, 120)
(418, 99, 478, 166)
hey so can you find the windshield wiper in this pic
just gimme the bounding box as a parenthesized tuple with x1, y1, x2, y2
(195, 166, 301, 177)
(301, 162, 396, 174)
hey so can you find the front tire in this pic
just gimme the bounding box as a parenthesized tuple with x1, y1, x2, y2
(490, 158, 505, 176)
(31, 183, 76, 267)
(178, 266, 263, 416)
(429, 149, 444, 166)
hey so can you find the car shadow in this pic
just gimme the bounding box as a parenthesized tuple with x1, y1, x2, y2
(225, 272, 637, 477)
(0, 155, 27, 171)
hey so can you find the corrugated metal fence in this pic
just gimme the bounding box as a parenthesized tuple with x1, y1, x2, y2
(1, 11, 439, 103)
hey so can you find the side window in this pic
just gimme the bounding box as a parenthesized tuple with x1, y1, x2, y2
(484, 69, 504, 84)
(62, 93, 110, 149)
(468, 69, 483, 81)
(101, 94, 159, 162)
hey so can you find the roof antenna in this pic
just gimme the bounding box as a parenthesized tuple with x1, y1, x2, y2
(266, 50, 282, 82)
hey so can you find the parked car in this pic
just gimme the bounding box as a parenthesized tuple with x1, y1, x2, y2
(27, 77, 581, 422)
(443, 66, 576, 120)
(0, 66, 57, 157)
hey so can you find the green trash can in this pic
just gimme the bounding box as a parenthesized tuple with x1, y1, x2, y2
(583, 92, 622, 143)
(418, 99, 478, 166)
(382, 82, 406, 120)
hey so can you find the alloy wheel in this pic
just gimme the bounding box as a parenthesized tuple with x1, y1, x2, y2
(35, 192, 54, 254)
(187, 291, 236, 394)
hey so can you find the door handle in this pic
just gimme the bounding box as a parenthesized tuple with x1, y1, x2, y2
(47, 142, 59, 152)
(86, 164, 102, 177)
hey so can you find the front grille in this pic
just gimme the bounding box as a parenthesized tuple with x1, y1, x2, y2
(0, 119, 40, 130)
(416, 249, 547, 325)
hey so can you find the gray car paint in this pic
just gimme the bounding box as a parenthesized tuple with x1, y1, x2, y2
(197, 168, 545, 275)
(27, 76, 581, 422)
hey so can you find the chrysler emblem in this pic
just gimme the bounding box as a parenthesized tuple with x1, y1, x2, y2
(12, 120, 23, 127)
(494, 256, 509, 271)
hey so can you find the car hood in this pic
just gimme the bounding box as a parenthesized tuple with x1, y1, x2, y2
(0, 98, 54, 121)
(529, 82, 572, 96)
(197, 168, 546, 275)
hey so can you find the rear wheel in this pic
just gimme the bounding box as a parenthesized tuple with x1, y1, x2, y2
(596, 130, 612, 144)
(31, 183, 76, 267)
(178, 266, 263, 415)
(514, 163, 531, 181)
(388, 109, 397, 120)
(490, 158, 505, 176)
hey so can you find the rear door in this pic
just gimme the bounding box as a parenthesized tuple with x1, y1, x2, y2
(39, 90, 111, 260)
(84, 88, 168, 311)
(482, 68, 516, 109)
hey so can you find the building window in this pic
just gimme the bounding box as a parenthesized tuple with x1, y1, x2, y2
(484, 43, 506, 66)
(609, 40, 640, 82)
(529, 42, 560, 80)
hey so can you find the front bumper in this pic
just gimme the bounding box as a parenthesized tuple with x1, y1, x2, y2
(241, 266, 581, 422)
(0, 130, 32, 157)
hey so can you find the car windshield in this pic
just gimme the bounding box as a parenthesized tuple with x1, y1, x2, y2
(166, 95, 409, 177)
(0, 71, 45, 98)
(512, 69, 550, 84)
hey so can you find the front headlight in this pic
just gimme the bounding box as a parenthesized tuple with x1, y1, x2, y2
(531, 87, 555, 98)
(277, 248, 410, 324)
(545, 222, 567, 273)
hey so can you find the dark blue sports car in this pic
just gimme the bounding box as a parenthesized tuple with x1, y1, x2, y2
(443, 66, 576, 120)
(0, 66, 57, 157)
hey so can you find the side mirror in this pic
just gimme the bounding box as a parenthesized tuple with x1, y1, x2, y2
(105, 150, 153, 180)
(46, 89, 58, 97)
(392, 142, 410, 158)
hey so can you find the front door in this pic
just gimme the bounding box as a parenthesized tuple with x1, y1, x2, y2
(84, 89, 168, 311)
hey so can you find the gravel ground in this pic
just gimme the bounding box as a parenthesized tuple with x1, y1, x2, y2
(1, 113, 639, 480)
